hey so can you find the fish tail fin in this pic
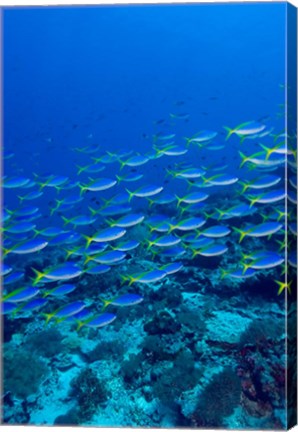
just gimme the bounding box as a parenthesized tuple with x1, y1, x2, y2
(248, 195, 260, 208)
(216, 209, 225, 220)
(145, 239, 153, 250)
(38, 182, 45, 191)
(184, 137, 191, 147)
(239, 151, 248, 168)
(219, 268, 229, 279)
(100, 297, 111, 311)
(238, 181, 248, 194)
(126, 189, 134, 202)
(259, 143, 271, 160)
(186, 180, 194, 191)
(156, 149, 163, 158)
(76, 164, 86, 175)
(17, 195, 24, 204)
(165, 168, 173, 178)
(42, 312, 53, 324)
(105, 218, 114, 227)
(76, 320, 85, 332)
(240, 250, 250, 260)
(88, 206, 97, 217)
(233, 227, 246, 243)
(2, 247, 10, 257)
(247, 163, 256, 171)
(101, 197, 109, 205)
(175, 195, 182, 208)
(275, 209, 284, 222)
(33, 228, 40, 238)
(83, 254, 92, 265)
(55, 197, 63, 206)
(190, 249, 198, 259)
(64, 248, 73, 260)
(79, 184, 85, 196)
(31, 267, 45, 285)
(11, 306, 21, 318)
(150, 249, 158, 260)
(223, 126, 234, 141)
(241, 262, 251, 274)
(275, 280, 283, 295)
(275, 238, 285, 252)
(83, 235, 93, 249)
(61, 216, 70, 226)
(120, 274, 129, 285)
(147, 198, 154, 208)
(49, 206, 57, 216)
(119, 160, 126, 170)
(203, 210, 215, 220)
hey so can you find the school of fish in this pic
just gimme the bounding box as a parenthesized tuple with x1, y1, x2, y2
(2, 116, 297, 331)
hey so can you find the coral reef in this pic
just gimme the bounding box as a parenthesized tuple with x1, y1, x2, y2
(26, 328, 64, 358)
(121, 353, 144, 384)
(86, 339, 125, 363)
(69, 367, 109, 422)
(152, 350, 202, 409)
(238, 317, 284, 349)
(4, 346, 48, 399)
(190, 367, 242, 427)
(144, 311, 181, 335)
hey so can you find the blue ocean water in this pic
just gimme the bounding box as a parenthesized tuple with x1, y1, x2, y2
(2, 2, 297, 429)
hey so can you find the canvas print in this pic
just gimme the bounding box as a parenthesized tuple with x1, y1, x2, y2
(1, 2, 297, 429)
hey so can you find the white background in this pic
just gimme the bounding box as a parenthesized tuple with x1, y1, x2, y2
(0, 0, 297, 432)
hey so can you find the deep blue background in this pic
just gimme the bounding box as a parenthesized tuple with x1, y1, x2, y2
(3, 3, 286, 210)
